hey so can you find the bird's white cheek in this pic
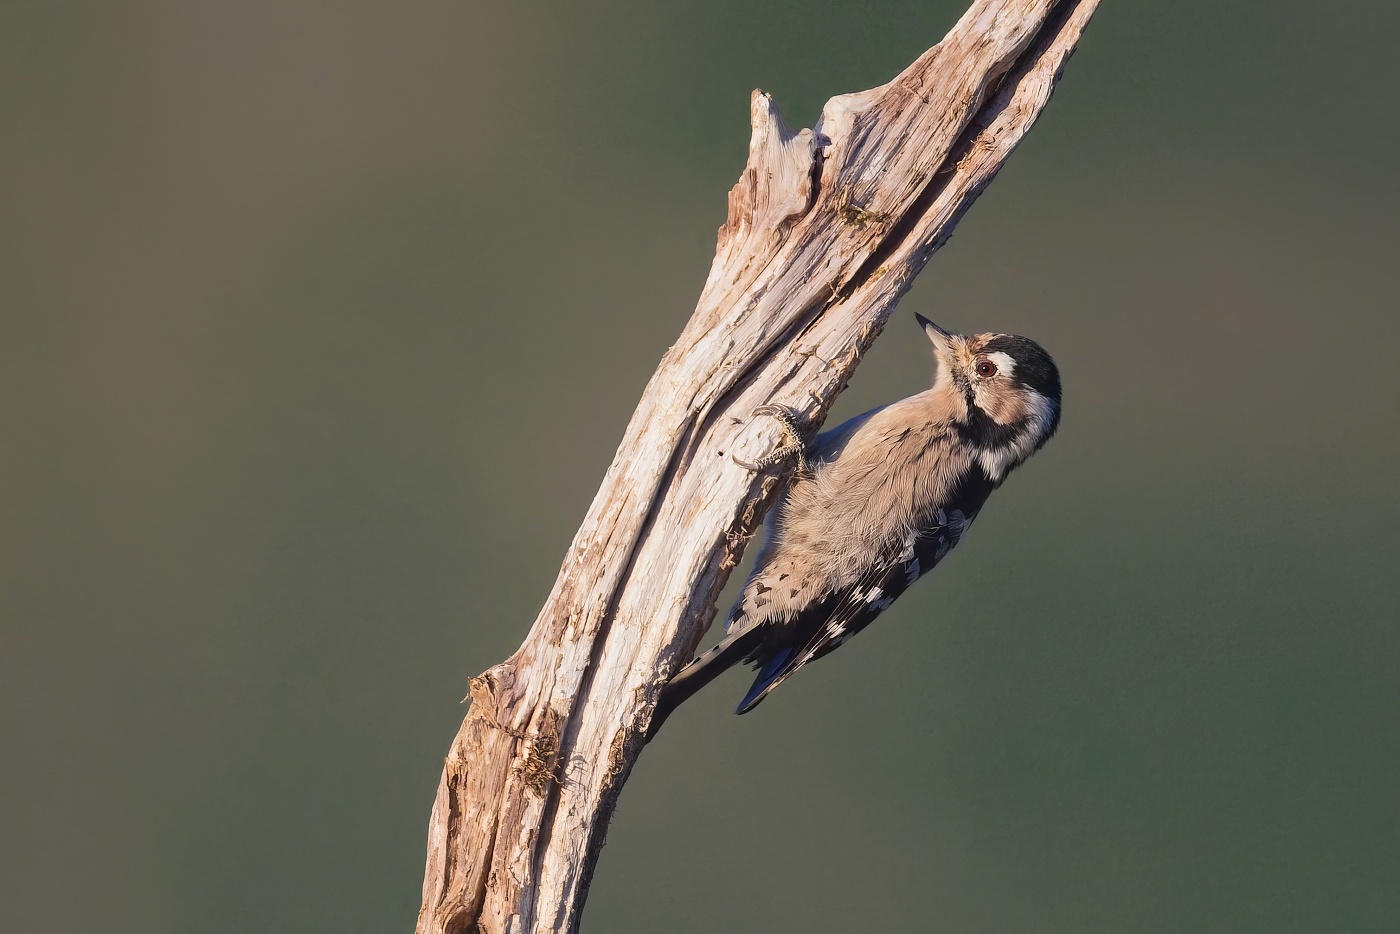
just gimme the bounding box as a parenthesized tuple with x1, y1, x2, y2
(978, 445, 1016, 481)
(1023, 392, 1059, 437)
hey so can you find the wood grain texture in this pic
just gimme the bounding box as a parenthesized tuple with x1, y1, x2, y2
(417, 1, 1100, 931)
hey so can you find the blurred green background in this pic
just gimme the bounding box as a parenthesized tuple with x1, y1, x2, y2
(3, 1, 1398, 931)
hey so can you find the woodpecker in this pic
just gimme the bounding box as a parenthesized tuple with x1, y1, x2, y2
(648, 314, 1061, 736)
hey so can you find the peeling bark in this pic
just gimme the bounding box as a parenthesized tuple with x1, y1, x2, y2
(417, 2, 1100, 931)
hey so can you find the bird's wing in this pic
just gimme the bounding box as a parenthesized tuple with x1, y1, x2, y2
(735, 515, 969, 713)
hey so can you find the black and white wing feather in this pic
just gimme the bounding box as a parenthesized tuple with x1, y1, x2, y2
(735, 506, 978, 713)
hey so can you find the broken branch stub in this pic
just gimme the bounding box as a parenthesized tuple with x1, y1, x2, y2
(418, 1, 1100, 932)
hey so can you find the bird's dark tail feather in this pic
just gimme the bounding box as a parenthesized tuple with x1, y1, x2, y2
(734, 647, 795, 714)
(646, 623, 763, 741)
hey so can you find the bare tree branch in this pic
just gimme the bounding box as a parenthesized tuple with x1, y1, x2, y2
(417, 1, 1100, 931)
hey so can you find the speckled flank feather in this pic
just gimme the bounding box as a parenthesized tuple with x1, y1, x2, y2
(728, 391, 997, 709)
(649, 317, 1061, 731)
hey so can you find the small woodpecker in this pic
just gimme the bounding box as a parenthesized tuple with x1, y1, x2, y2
(649, 313, 1061, 736)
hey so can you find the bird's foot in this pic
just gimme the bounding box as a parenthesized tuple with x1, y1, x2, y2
(732, 404, 812, 474)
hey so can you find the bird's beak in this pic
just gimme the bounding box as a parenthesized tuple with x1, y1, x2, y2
(915, 314, 954, 356)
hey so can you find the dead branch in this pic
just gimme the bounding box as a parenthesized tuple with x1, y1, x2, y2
(417, 1, 1100, 931)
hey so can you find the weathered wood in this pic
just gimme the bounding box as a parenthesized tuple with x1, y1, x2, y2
(417, 1, 1100, 931)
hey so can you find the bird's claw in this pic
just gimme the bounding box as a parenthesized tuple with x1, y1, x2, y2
(732, 404, 812, 474)
(751, 404, 804, 438)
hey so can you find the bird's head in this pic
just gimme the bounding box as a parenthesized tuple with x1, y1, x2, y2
(916, 313, 1061, 480)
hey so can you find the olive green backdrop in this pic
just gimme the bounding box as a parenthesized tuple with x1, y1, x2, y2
(4, 1, 1397, 931)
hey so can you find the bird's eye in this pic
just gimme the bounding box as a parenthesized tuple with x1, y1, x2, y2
(975, 359, 998, 378)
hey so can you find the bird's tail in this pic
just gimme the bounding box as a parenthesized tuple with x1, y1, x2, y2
(734, 647, 796, 714)
(646, 622, 763, 741)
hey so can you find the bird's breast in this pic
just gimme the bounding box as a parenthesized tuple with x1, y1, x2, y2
(774, 417, 972, 581)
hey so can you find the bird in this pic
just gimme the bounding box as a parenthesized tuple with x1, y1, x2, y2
(646, 313, 1061, 738)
